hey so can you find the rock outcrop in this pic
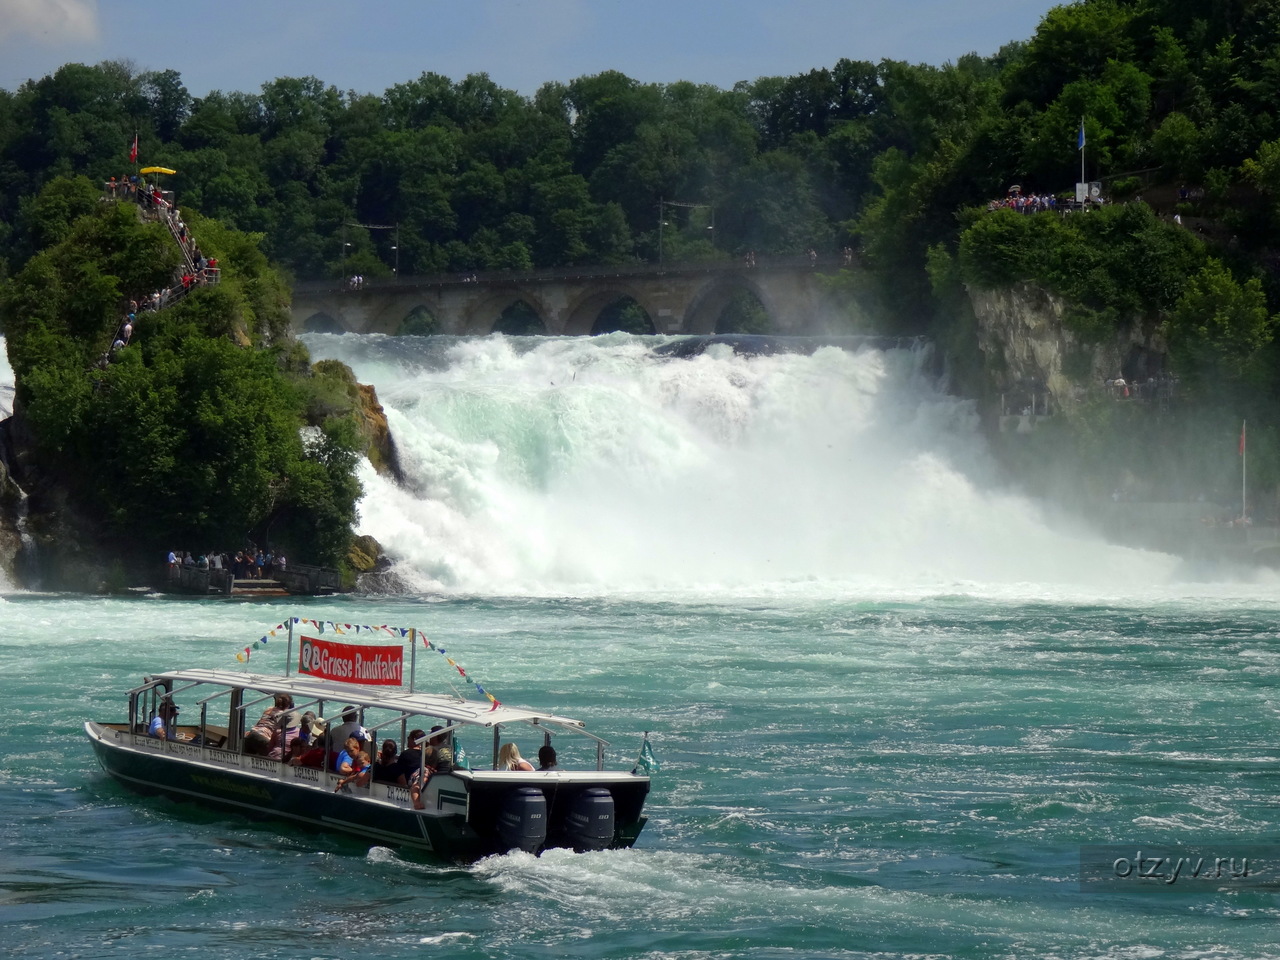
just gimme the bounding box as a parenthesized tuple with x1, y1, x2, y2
(967, 282, 1167, 413)
(354, 382, 399, 479)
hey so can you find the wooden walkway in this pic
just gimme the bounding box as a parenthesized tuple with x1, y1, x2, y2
(229, 578, 289, 598)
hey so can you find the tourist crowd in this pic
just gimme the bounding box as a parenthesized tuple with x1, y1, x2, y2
(166, 547, 286, 580)
(99, 176, 220, 367)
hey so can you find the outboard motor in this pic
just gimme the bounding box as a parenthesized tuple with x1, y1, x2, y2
(498, 787, 547, 853)
(564, 787, 616, 851)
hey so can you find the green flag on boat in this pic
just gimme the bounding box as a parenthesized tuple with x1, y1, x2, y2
(633, 735, 659, 775)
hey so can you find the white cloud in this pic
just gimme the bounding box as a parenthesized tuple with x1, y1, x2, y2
(0, 0, 99, 45)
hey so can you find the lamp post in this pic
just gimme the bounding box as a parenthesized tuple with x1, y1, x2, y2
(658, 198, 667, 266)
(658, 198, 713, 266)
(346, 220, 400, 279)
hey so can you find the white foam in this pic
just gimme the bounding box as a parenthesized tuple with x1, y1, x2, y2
(307, 333, 1196, 597)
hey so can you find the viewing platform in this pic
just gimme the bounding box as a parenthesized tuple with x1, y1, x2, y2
(163, 563, 344, 597)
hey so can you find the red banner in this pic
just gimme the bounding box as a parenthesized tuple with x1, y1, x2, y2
(298, 635, 403, 685)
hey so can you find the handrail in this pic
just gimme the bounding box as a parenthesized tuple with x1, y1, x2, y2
(294, 252, 848, 295)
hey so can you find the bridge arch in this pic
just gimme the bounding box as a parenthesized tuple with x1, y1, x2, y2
(291, 261, 847, 337)
(591, 296, 656, 335)
(683, 276, 776, 335)
(494, 298, 548, 336)
(397, 305, 439, 336)
(302, 311, 347, 334)
(564, 287, 657, 335)
(463, 289, 552, 335)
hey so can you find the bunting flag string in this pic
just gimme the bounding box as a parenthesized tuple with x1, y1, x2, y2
(234, 622, 286, 663)
(421, 634, 502, 710)
(230, 620, 503, 710)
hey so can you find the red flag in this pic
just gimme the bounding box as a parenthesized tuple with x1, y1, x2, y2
(129, 134, 138, 163)
(1240, 422, 1247, 455)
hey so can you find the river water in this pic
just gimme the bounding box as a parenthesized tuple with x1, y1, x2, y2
(3, 334, 1279, 959)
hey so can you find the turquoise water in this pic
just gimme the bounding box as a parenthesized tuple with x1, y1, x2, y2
(4, 592, 1280, 958)
(4, 335, 1280, 957)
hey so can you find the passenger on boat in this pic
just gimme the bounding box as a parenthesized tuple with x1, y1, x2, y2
(302, 713, 323, 744)
(498, 743, 534, 771)
(289, 740, 325, 768)
(398, 728, 449, 811)
(326, 706, 366, 759)
(148, 698, 179, 740)
(538, 745, 558, 770)
(395, 730, 426, 788)
(373, 739, 400, 783)
(423, 726, 454, 773)
(284, 738, 310, 764)
(335, 750, 371, 791)
(278, 696, 303, 753)
(245, 694, 291, 758)
(335, 737, 364, 776)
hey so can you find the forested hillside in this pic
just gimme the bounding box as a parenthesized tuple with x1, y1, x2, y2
(0, 3, 1276, 306)
(0, 177, 365, 585)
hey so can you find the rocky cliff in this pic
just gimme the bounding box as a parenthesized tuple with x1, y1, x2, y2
(967, 282, 1167, 414)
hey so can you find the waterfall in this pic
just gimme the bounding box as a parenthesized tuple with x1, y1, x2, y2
(302, 333, 1179, 596)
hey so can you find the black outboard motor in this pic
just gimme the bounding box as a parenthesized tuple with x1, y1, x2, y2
(498, 787, 547, 853)
(564, 788, 616, 851)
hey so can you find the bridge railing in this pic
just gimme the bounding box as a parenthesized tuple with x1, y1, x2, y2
(295, 253, 850, 295)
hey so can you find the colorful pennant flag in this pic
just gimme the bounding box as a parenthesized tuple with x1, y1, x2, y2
(420, 634, 501, 709)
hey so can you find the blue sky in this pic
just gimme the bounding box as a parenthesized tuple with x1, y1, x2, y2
(1, 0, 1060, 98)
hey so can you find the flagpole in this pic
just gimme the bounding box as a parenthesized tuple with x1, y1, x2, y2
(1080, 116, 1085, 188)
(631, 731, 651, 775)
(1242, 419, 1247, 522)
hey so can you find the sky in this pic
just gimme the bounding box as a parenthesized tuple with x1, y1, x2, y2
(0, 0, 1060, 99)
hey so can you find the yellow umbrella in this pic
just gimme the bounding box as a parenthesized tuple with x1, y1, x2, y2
(140, 166, 177, 175)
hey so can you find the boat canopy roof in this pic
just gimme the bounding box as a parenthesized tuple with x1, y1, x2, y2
(150, 668, 588, 733)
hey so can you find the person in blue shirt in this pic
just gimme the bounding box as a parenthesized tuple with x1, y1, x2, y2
(149, 699, 179, 740)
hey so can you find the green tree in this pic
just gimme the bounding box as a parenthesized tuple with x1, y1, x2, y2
(0, 177, 362, 568)
(1165, 259, 1277, 386)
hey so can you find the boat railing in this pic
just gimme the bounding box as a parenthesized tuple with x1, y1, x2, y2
(196, 685, 235, 752)
(492, 719, 609, 770)
(121, 672, 627, 780)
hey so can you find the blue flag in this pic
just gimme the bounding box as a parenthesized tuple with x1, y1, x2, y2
(1078, 120, 1086, 151)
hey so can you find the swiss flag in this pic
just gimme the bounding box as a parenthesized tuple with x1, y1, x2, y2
(129, 134, 137, 163)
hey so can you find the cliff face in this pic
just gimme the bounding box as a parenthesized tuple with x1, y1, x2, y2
(966, 282, 1167, 413)
(354, 382, 399, 479)
(0, 458, 25, 585)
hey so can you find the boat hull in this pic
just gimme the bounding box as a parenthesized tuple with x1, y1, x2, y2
(86, 722, 648, 861)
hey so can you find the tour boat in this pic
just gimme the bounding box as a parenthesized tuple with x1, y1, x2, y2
(85, 618, 651, 861)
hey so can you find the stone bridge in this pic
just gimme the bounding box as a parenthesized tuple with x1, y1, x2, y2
(290, 256, 854, 336)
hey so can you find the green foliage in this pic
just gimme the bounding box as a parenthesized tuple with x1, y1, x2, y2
(13, 174, 101, 255)
(715, 290, 770, 334)
(1165, 259, 1277, 387)
(493, 300, 544, 335)
(1, 183, 177, 371)
(0, 178, 361, 567)
(592, 297, 653, 335)
(957, 203, 1207, 338)
(397, 305, 439, 336)
(1151, 112, 1203, 180)
(5, 12, 1280, 447)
